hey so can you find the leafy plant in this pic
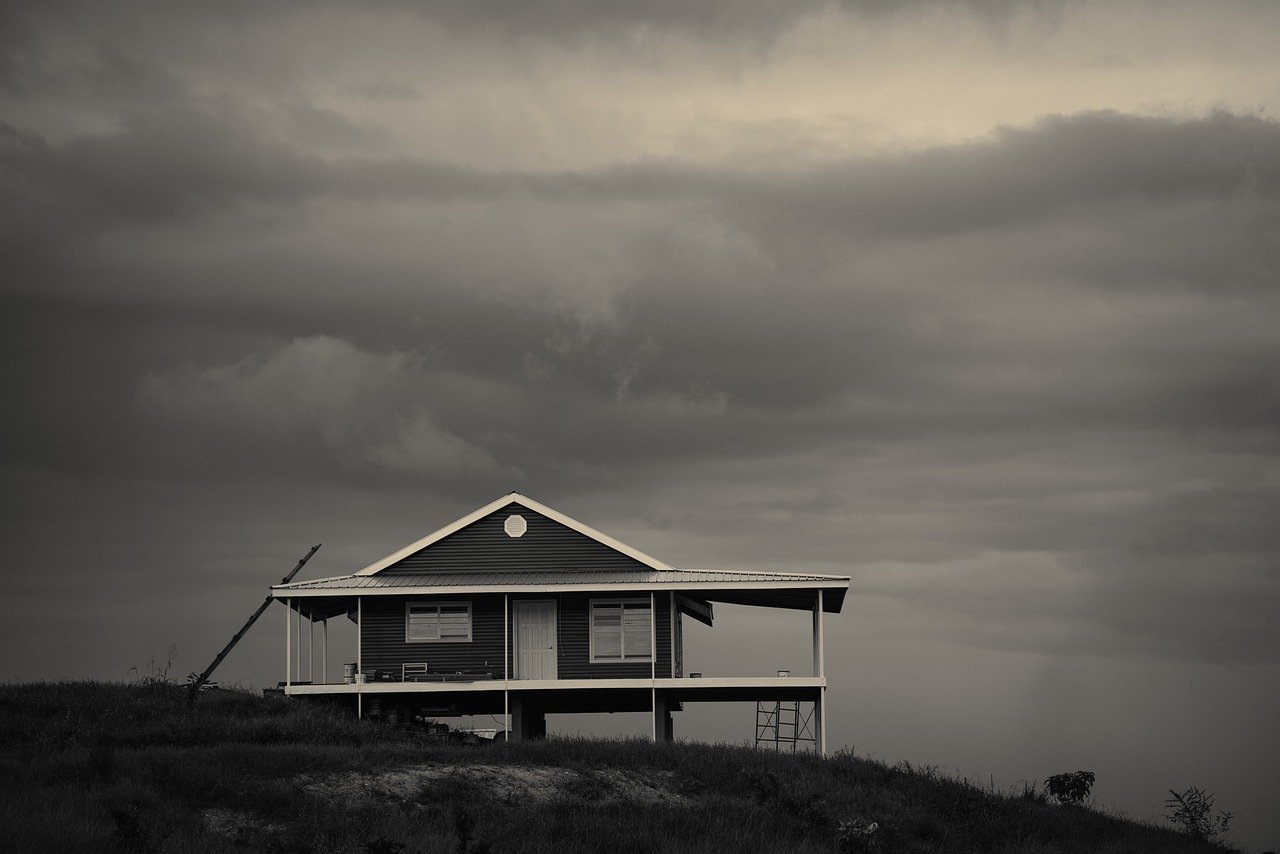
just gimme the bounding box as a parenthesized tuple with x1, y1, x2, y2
(1165, 786, 1234, 840)
(1045, 771, 1095, 805)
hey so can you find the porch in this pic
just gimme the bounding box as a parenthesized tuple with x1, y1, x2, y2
(274, 575, 839, 751)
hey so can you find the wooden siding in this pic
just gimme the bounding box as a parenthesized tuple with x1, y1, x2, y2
(359, 592, 676, 680)
(381, 503, 650, 575)
(360, 594, 505, 678)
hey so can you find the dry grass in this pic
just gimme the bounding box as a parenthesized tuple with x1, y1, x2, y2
(0, 681, 1237, 853)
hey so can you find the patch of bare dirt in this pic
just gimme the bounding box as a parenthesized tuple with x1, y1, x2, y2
(296, 763, 683, 807)
(202, 807, 287, 845)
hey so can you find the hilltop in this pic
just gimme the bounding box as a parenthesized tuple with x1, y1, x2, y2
(0, 681, 1234, 853)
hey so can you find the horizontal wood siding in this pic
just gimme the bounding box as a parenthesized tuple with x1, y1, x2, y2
(382, 503, 650, 574)
(361, 592, 674, 680)
(361, 594, 504, 678)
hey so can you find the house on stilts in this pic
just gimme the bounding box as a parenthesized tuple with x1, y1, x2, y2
(270, 493, 849, 749)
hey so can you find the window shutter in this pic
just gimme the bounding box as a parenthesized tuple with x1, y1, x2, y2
(407, 602, 471, 642)
(622, 606, 651, 658)
(407, 606, 440, 641)
(593, 604, 622, 659)
(439, 605, 470, 639)
(591, 601, 651, 661)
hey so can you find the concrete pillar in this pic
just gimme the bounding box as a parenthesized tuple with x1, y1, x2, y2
(510, 696, 546, 741)
(653, 690, 674, 743)
(814, 690, 825, 756)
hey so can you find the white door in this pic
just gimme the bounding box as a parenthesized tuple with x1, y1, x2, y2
(515, 600, 557, 680)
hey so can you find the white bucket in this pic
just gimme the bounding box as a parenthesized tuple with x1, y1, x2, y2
(343, 663, 357, 684)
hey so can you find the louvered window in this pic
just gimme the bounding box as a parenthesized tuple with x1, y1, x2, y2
(406, 601, 472, 643)
(590, 599, 651, 662)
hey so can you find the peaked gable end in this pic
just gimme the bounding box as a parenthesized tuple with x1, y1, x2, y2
(363, 495, 670, 576)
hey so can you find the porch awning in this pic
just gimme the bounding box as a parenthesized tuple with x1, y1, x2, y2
(272, 567, 849, 613)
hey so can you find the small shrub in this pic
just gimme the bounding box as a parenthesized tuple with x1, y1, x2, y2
(836, 817, 882, 851)
(1164, 786, 1234, 840)
(1045, 771, 1095, 805)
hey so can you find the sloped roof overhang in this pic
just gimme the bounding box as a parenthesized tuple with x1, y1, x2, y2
(273, 568, 849, 613)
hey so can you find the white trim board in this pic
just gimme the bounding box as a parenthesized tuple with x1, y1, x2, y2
(353, 493, 673, 576)
(273, 579, 849, 598)
(284, 675, 826, 696)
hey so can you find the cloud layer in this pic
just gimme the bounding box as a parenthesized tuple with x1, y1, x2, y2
(2, 2, 1279, 845)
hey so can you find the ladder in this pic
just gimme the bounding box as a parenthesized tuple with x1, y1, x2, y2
(754, 700, 817, 753)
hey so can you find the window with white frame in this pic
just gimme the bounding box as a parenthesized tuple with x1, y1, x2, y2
(590, 599, 652, 662)
(405, 601, 472, 643)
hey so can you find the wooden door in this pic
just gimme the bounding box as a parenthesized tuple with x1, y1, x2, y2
(515, 600, 557, 680)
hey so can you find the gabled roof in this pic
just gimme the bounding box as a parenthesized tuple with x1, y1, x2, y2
(272, 493, 852, 613)
(353, 492, 672, 576)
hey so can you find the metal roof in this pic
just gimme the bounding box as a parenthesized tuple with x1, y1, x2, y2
(275, 568, 848, 591)
(273, 568, 849, 615)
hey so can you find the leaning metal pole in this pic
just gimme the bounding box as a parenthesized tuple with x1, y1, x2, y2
(188, 544, 322, 701)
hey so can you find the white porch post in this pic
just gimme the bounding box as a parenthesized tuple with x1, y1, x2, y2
(285, 598, 291, 687)
(812, 589, 825, 678)
(650, 591, 657, 742)
(813, 589, 826, 756)
(295, 607, 302, 682)
(322, 618, 328, 685)
(503, 593, 510, 739)
(356, 597, 363, 719)
(308, 613, 314, 682)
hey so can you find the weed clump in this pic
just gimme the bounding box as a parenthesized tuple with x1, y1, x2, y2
(1165, 786, 1234, 841)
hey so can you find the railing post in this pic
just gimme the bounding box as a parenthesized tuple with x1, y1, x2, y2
(285, 598, 291, 687)
(650, 591, 657, 742)
(356, 597, 363, 719)
(504, 593, 510, 740)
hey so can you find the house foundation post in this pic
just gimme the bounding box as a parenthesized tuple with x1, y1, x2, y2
(509, 695, 545, 741)
(815, 689, 825, 756)
(653, 690, 674, 743)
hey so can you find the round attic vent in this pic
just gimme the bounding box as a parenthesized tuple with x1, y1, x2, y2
(504, 514, 527, 538)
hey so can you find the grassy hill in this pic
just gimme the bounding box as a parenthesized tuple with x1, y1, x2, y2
(0, 681, 1236, 853)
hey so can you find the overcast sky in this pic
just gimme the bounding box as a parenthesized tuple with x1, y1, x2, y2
(3, 0, 1278, 847)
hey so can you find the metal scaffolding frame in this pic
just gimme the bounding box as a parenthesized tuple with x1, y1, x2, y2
(754, 700, 817, 753)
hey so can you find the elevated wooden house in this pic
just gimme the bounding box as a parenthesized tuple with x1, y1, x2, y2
(271, 493, 849, 749)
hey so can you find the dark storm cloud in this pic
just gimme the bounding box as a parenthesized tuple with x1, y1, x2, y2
(5, 109, 1278, 464)
(11, 107, 1278, 228)
(0, 0, 1056, 58)
(5, 4, 1280, 844)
